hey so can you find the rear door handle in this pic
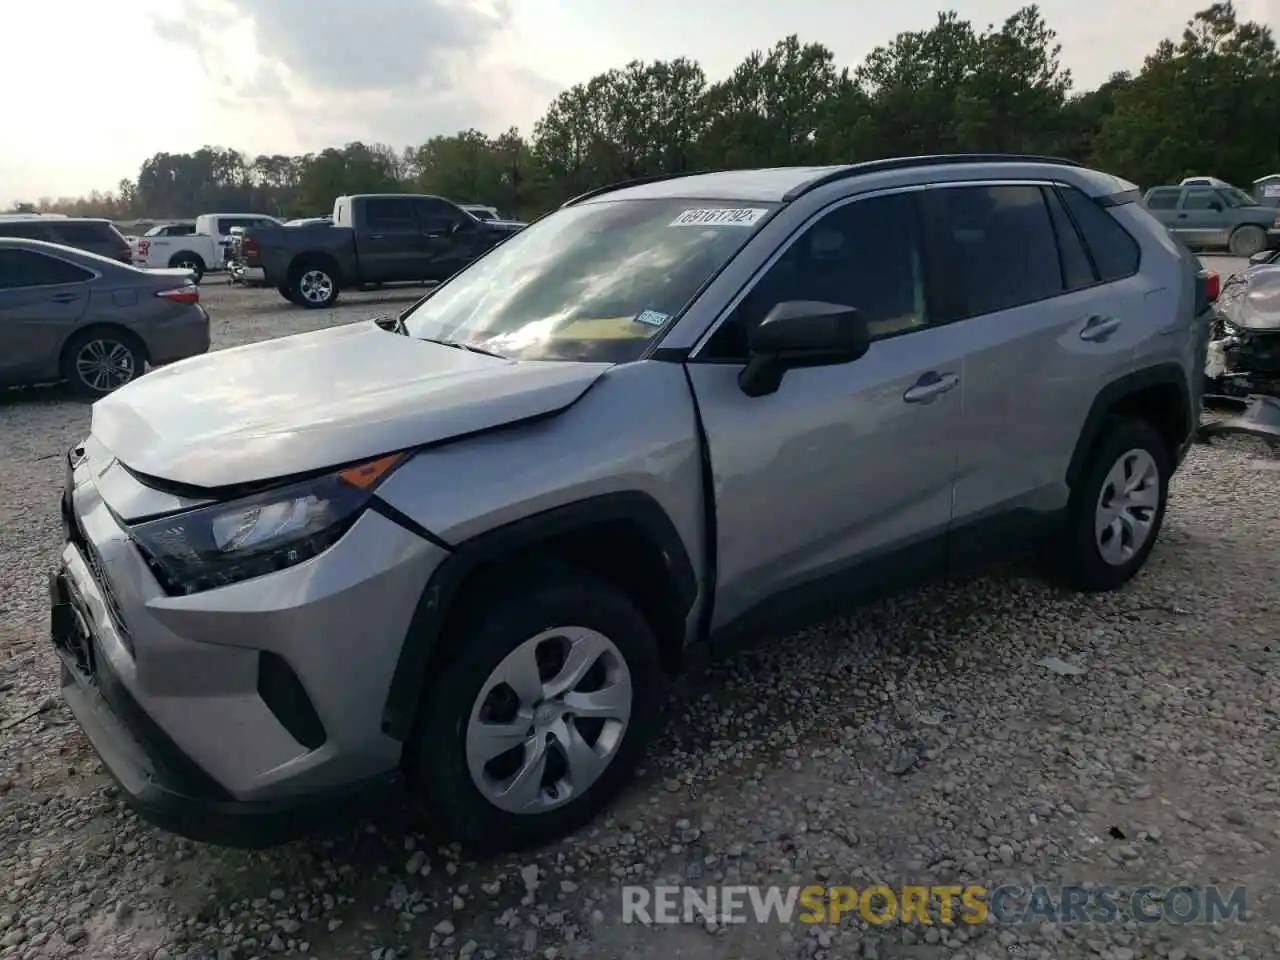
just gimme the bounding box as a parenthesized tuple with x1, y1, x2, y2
(51, 293, 80, 304)
(368, 233, 385, 240)
(1080, 315, 1121, 342)
(903, 371, 959, 404)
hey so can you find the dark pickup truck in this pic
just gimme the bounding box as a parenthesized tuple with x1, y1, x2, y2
(239, 194, 525, 308)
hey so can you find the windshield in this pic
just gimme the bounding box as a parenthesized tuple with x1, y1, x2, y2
(401, 197, 776, 362)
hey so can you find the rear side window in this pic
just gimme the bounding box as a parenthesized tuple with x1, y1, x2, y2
(0, 221, 51, 240)
(1059, 187, 1140, 282)
(1145, 190, 1179, 210)
(1043, 188, 1095, 291)
(365, 198, 416, 229)
(49, 221, 111, 245)
(934, 184, 1062, 318)
(0, 249, 94, 288)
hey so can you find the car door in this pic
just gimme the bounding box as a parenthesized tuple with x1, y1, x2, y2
(683, 188, 965, 633)
(1176, 188, 1230, 247)
(414, 198, 476, 281)
(0, 249, 93, 382)
(1143, 188, 1181, 232)
(358, 198, 422, 282)
(930, 181, 1145, 556)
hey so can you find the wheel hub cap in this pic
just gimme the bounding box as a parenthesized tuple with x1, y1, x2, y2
(1094, 448, 1160, 566)
(465, 626, 633, 814)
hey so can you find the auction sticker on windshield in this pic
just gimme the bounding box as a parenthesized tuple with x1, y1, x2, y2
(669, 208, 768, 227)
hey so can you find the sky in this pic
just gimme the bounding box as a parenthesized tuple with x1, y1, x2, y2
(2, 0, 1276, 205)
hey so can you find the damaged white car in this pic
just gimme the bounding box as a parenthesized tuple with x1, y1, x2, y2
(1201, 259, 1280, 442)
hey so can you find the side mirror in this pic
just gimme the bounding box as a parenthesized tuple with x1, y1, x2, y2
(738, 300, 871, 398)
(1248, 250, 1277, 265)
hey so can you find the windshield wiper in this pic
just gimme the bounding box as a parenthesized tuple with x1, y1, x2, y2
(420, 336, 506, 359)
(373, 314, 408, 336)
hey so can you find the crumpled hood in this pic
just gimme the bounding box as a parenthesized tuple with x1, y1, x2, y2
(1219, 264, 1280, 332)
(90, 321, 610, 489)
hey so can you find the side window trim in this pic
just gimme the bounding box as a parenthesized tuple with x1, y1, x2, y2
(687, 184, 931, 361)
(1056, 182, 1142, 282)
(1048, 185, 1101, 284)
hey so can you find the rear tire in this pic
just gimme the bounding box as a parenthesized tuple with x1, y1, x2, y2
(167, 252, 206, 283)
(1049, 416, 1171, 592)
(288, 261, 339, 308)
(1229, 225, 1267, 258)
(407, 561, 662, 853)
(60, 328, 145, 400)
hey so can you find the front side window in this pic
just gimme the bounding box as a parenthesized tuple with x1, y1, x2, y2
(401, 198, 778, 362)
(1182, 189, 1222, 211)
(935, 184, 1062, 318)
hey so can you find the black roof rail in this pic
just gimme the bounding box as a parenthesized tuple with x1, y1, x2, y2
(784, 153, 1086, 201)
(561, 169, 712, 208)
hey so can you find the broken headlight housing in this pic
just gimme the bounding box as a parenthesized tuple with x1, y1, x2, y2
(128, 453, 404, 595)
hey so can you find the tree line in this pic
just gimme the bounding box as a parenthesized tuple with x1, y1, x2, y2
(10, 2, 1278, 223)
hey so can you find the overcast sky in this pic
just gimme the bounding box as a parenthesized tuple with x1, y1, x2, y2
(2, 0, 1273, 205)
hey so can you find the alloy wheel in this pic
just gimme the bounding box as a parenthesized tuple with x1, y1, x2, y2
(74, 340, 136, 393)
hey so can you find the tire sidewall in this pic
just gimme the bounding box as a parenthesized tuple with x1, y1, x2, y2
(61, 331, 143, 400)
(1067, 417, 1172, 591)
(169, 255, 205, 284)
(409, 564, 663, 853)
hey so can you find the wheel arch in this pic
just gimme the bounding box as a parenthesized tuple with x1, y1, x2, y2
(380, 491, 699, 742)
(1065, 363, 1191, 490)
(166, 250, 206, 269)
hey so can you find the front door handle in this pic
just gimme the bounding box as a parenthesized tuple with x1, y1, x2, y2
(367, 233, 385, 240)
(903, 371, 959, 404)
(51, 293, 80, 304)
(1177, 213, 1189, 219)
(1080, 315, 1121, 342)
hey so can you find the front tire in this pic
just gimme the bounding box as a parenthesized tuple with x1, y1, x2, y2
(1229, 225, 1267, 258)
(60, 329, 145, 400)
(288, 261, 339, 308)
(1054, 416, 1171, 592)
(407, 562, 662, 853)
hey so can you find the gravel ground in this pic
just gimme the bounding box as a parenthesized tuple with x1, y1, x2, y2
(3, 260, 1279, 960)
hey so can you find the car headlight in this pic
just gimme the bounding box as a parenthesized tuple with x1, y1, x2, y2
(129, 453, 405, 595)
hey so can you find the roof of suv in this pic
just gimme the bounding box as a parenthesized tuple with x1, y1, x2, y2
(565, 154, 1094, 206)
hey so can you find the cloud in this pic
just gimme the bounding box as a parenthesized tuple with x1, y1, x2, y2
(149, 0, 560, 150)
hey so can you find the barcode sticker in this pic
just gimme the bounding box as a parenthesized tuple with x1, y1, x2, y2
(669, 208, 768, 227)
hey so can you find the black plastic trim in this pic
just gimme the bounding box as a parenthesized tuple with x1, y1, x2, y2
(782, 154, 1085, 202)
(370, 498, 454, 551)
(650, 346, 692, 362)
(1065, 363, 1192, 490)
(1095, 188, 1143, 208)
(380, 491, 699, 741)
(257, 652, 327, 751)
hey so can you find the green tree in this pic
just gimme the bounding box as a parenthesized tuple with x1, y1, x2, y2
(1094, 2, 1280, 186)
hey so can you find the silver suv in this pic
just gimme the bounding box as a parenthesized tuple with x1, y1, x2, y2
(50, 155, 1210, 853)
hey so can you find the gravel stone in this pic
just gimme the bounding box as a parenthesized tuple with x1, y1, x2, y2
(2, 265, 1278, 959)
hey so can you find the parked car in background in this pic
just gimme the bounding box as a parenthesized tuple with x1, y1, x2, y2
(1180, 175, 1233, 188)
(0, 216, 133, 264)
(284, 216, 333, 226)
(0, 238, 209, 397)
(144, 221, 197, 237)
(1144, 183, 1280, 256)
(239, 194, 524, 308)
(130, 212, 283, 283)
(460, 204, 501, 222)
(48, 155, 1208, 853)
(1252, 174, 1280, 208)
